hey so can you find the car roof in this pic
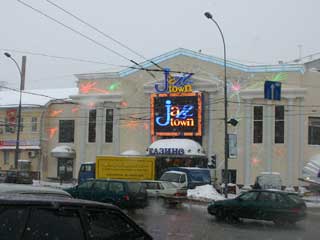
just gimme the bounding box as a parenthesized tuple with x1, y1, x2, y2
(93, 179, 141, 183)
(0, 183, 71, 197)
(0, 193, 119, 209)
(249, 189, 293, 194)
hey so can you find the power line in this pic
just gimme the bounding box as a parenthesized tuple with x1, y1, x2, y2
(16, 0, 160, 79)
(45, 0, 164, 71)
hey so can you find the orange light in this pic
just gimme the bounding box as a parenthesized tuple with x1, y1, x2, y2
(50, 110, 63, 117)
(48, 127, 58, 139)
(120, 101, 128, 107)
(87, 102, 96, 109)
(71, 107, 79, 113)
(80, 81, 110, 94)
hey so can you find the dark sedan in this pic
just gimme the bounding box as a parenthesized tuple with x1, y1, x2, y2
(208, 190, 307, 225)
(0, 193, 152, 240)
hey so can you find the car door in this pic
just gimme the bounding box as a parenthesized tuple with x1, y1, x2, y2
(77, 180, 95, 200)
(92, 180, 109, 202)
(107, 181, 127, 207)
(255, 191, 279, 220)
(236, 191, 260, 219)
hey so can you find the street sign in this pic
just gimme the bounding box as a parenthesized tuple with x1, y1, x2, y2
(264, 81, 281, 100)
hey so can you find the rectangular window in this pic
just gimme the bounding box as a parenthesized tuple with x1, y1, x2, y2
(253, 106, 263, 143)
(5, 118, 15, 133)
(31, 117, 38, 132)
(308, 117, 320, 145)
(274, 106, 284, 143)
(228, 134, 237, 158)
(105, 109, 113, 143)
(59, 120, 74, 143)
(88, 109, 96, 143)
(3, 151, 9, 165)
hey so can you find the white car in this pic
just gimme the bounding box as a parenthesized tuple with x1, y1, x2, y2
(141, 180, 187, 203)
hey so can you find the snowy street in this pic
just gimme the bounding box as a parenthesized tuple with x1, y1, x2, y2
(128, 198, 320, 240)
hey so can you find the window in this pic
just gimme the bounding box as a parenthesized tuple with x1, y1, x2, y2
(257, 192, 277, 201)
(88, 109, 96, 143)
(253, 106, 263, 143)
(105, 109, 113, 143)
(24, 208, 85, 240)
(228, 133, 237, 158)
(308, 117, 320, 145)
(78, 180, 94, 190)
(31, 117, 38, 132)
(3, 151, 9, 165)
(85, 210, 142, 240)
(275, 105, 284, 143)
(5, 118, 15, 133)
(94, 181, 108, 191)
(59, 120, 74, 143)
(0, 207, 29, 240)
(109, 182, 124, 193)
(238, 191, 259, 201)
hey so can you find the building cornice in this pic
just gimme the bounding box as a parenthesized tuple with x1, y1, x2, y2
(240, 88, 307, 99)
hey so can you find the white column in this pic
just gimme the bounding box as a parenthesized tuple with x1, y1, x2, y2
(96, 104, 104, 156)
(78, 106, 88, 164)
(298, 98, 305, 186)
(264, 101, 273, 172)
(113, 106, 120, 155)
(287, 98, 294, 186)
(244, 99, 252, 186)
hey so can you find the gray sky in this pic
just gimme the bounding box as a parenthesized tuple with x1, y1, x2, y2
(0, 0, 319, 89)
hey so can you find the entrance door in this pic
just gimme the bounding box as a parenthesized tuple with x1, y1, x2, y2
(57, 158, 73, 180)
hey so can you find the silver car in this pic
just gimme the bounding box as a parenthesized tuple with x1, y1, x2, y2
(141, 180, 187, 203)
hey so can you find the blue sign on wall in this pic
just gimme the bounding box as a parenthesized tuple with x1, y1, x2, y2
(264, 81, 281, 100)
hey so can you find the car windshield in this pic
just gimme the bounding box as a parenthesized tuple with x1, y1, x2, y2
(160, 173, 182, 183)
(161, 181, 177, 189)
(188, 171, 211, 182)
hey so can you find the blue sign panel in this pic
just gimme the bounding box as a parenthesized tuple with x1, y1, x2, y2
(264, 81, 281, 100)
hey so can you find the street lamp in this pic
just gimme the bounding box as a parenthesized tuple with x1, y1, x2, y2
(204, 12, 229, 198)
(4, 52, 24, 169)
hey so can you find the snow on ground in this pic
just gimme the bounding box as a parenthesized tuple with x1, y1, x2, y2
(187, 184, 225, 202)
(33, 180, 76, 189)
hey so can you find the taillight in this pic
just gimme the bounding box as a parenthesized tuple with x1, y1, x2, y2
(175, 192, 187, 197)
(291, 208, 301, 213)
(123, 195, 130, 201)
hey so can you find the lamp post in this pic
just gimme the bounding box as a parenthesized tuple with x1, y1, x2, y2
(4, 52, 25, 169)
(204, 12, 229, 198)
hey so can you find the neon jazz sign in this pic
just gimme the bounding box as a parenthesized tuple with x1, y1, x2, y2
(151, 92, 202, 137)
(154, 68, 193, 93)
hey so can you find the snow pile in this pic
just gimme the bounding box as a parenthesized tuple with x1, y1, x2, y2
(187, 184, 225, 202)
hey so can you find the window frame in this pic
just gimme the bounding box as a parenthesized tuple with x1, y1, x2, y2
(58, 119, 75, 143)
(253, 106, 263, 144)
(88, 109, 97, 143)
(105, 108, 113, 143)
(308, 116, 320, 145)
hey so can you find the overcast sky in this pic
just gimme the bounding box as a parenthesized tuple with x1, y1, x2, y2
(0, 0, 319, 90)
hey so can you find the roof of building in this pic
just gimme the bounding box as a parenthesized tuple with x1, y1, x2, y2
(75, 48, 305, 80)
(0, 88, 78, 108)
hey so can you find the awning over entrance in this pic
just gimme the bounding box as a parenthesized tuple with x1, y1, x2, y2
(51, 145, 76, 158)
(147, 138, 205, 157)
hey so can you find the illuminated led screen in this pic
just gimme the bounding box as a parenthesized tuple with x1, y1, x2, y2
(151, 92, 202, 136)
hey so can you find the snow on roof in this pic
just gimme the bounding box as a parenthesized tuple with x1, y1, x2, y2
(0, 88, 78, 108)
(120, 150, 142, 156)
(51, 145, 75, 153)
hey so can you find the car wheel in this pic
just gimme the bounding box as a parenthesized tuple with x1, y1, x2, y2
(215, 208, 226, 221)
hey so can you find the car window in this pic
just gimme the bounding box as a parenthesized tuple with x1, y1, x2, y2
(78, 181, 94, 190)
(94, 181, 108, 191)
(276, 193, 288, 204)
(23, 208, 85, 240)
(145, 182, 160, 190)
(128, 182, 143, 193)
(258, 192, 277, 201)
(161, 181, 177, 189)
(180, 174, 186, 183)
(109, 182, 125, 193)
(0, 207, 29, 240)
(287, 193, 304, 204)
(85, 209, 144, 240)
(238, 191, 259, 201)
(160, 173, 181, 183)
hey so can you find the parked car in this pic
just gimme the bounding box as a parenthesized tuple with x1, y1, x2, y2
(65, 179, 148, 209)
(0, 170, 33, 184)
(160, 167, 211, 189)
(0, 183, 72, 198)
(140, 180, 187, 203)
(207, 190, 307, 225)
(0, 194, 152, 240)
